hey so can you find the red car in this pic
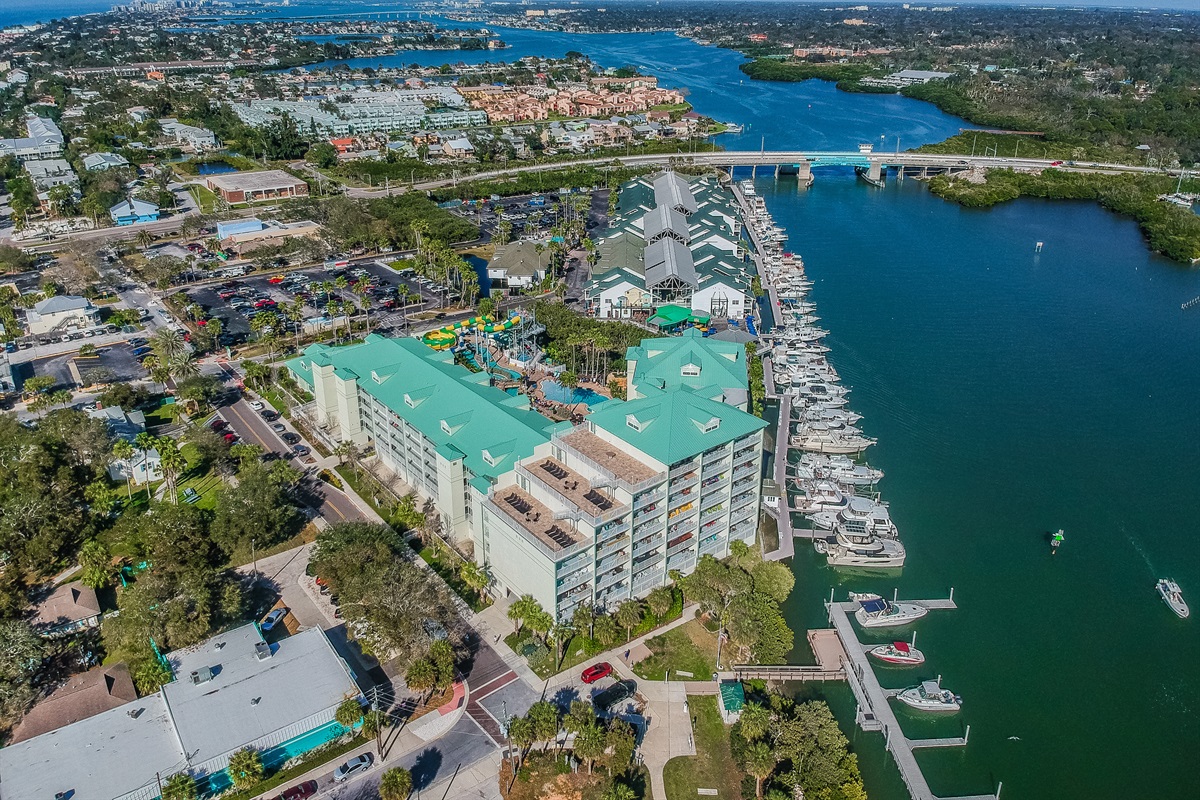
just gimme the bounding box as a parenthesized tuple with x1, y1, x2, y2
(275, 781, 318, 800)
(581, 662, 613, 684)
(209, 419, 227, 432)
(1050, 160, 1064, 166)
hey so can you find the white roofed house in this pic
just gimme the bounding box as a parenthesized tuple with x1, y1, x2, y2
(24, 294, 100, 336)
(83, 152, 130, 171)
(24, 158, 80, 213)
(158, 118, 218, 151)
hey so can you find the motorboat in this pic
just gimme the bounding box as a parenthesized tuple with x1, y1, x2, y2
(855, 595, 929, 628)
(869, 639, 925, 666)
(791, 427, 875, 455)
(791, 453, 883, 486)
(793, 480, 850, 514)
(1157, 578, 1190, 619)
(896, 680, 961, 713)
(815, 532, 905, 568)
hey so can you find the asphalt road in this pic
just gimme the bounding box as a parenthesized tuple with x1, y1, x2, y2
(214, 391, 367, 525)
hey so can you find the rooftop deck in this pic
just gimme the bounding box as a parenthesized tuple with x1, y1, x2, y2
(492, 484, 583, 553)
(559, 427, 662, 487)
(522, 456, 627, 520)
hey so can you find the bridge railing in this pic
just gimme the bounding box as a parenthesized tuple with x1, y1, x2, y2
(731, 664, 846, 681)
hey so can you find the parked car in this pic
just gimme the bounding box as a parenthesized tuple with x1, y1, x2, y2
(592, 679, 637, 712)
(210, 419, 227, 432)
(271, 422, 286, 432)
(581, 662, 614, 684)
(260, 409, 280, 422)
(248, 400, 265, 411)
(293, 445, 311, 457)
(332, 753, 372, 782)
(275, 780, 318, 800)
(281, 432, 300, 445)
(260, 608, 288, 632)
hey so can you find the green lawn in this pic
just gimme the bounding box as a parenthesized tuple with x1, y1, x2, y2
(188, 184, 219, 214)
(418, 545, 490, 612)
(633, 619, 719, 681)
(663, 695, 743, 800)
(142, 402, 178, 427)
(174, 470, 223, 510)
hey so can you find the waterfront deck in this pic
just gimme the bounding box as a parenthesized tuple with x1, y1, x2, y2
(826, 598, 1000, 800)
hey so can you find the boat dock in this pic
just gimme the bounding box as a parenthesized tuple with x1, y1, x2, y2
(825, 596, 1001, 800)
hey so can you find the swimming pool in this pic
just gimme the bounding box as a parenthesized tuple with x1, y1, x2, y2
(198, 720, 352, 795)
(539, 380, 609, 408)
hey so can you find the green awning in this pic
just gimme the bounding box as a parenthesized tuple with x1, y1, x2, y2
(688, 312, 711, 324)
(647, 304, 691, 328)
(719, 680, 745, 713)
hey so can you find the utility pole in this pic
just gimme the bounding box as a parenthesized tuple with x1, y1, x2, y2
(251, 538, 258, 585)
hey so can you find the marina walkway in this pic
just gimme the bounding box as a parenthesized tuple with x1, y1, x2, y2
(826, 598, 1000, 800)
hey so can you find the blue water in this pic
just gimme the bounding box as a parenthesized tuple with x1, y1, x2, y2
(540, 379, 607, 408)
(464, 253, 492, 297)
(200, 720, 350, 795)
(197, 161, 240, 175)
(0, 0, 111, 27)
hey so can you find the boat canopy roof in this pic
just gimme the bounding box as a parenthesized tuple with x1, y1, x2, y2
(860, 598, 888, 613)
(920, 680, 941, 693)
(892, 641, 910, 653)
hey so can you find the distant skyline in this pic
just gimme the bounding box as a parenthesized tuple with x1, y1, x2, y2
(3, 0, 1200, 31)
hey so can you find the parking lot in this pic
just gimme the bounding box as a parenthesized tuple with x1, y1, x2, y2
(18, 339, 149, 391)
(181, 258, 460, 342)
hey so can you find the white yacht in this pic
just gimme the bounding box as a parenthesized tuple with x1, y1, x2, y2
(1157, 579, 1190, 619)
(794, 406, 862, 425)
(791, 453, 883, 486)
(793, 480, 850, 514)
(791, 427, 875, 455)
(896, 681, 962, 713)
(815, 530, 905, 568)
(809, 497, 898, 535)
(869, 639, 925, 666)
(854, 595, 929, 628)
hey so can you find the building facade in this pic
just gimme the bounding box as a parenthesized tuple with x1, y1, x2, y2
(287, 331, 766, 619)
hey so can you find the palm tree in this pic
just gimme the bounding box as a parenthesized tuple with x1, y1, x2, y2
(571, 602, 596, 639)
(459, 561, 490, 605)
(405, 658, 436, 701)
(526, 700, 560, 752)
(646, 586, 674, 619)
(379, 767, 413, 800)
(743, 740, 777, 799)
(286, 299, 306, 351)
(506, 715, 535, 769)
(135, 229, 154, 250)
(156, 436, 187, 504)
(112, 439, 136, 499)
(151, 328, 187, 363)
(739, 702, 771, 743)
(161, 772, 198, 800)
(242, 359, 271, 391)
(615, 600, 644, 642)
(226, 748, 264, 789)
(593, 615, 619, 647)
(601, 784, 636, 800)
(335, 698, 364, 729)
(506, 594, 541, 636)
(169, 352, 200, 379)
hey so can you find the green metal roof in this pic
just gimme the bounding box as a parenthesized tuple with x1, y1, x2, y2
(719, 680, 745, 713)
(287, 335, 563, 483)
(627, 329, 748, 401)
(647, 304, 691, 328)
(586, 387, 766, 467)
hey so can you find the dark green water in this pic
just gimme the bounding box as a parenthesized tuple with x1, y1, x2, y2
(763, 172, 1200, 800)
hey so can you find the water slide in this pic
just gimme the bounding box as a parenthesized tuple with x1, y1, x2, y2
(421, 314, 522, 349)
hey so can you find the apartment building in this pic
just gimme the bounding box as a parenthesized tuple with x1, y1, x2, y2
(287, 331, 766, 620)
(0, 115, 64, 161)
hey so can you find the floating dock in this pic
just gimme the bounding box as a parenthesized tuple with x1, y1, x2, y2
(826, 597, 1001, 800)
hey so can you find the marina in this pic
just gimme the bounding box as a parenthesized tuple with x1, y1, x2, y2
(733, 179, 905, 571)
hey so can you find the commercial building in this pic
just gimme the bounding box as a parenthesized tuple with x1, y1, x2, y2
(0, 625, 363, 800)
(586, 172, 753, 323)
(286, 330, 766, 619)
(216, 216, 321, 253)
(24, 294, 100, 335)
(487, 241, 549, 289)
(0, 115, 64, 161)
(158, 117, 218, 150)
(205, 170, 309, 204)
(109, 197, 160, 226)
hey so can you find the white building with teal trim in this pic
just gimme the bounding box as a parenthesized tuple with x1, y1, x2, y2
(287, 331, 766, 620)
(586, 172, 754, 323)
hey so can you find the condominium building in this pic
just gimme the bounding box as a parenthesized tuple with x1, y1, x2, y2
(287, 331, 766, 619)
(0, 115, 64, 161)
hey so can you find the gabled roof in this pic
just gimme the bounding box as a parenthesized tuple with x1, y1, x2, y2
(287, 335, 562, 482)
(586, 387, 766, 467)
(490, 240, 548, 278)
(652, 171, 698, 216)
(627, 329, 748, 402)
(10, 664, 137, 743)
(109, 197, 158, 217)
(645, 238, 697, 289)
(32, 295, 90, 315)
(642, 204, 690, 244)
(30, 581, 101, 631)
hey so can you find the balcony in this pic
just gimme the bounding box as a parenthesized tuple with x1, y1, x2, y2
(733, 475, 757, 492)
(732, 491, 756, 510)
(731, 505, 757, 526)
(633, 489, 664, 511)
(666, 551, 697, 573)
(668, 500, 696, 520)
(701, 461, 730, 480)
(597, 566, 630, 593)
(733, 461, 757, 480)
(631, 572, 661, 595)
(556, 568, 592, 594)
(633, 547, 664, 569)
(596, 535, 630, 561)
(596, 549, 629, 573)
(633, 517, 665, 539)
(517, 458, 630, 527)
(734, 443, 757, 460)
(558, 581, 591, 603)
(699, 534, 725, 555)
(671, 471, 699, 492)
(700, 504, 726, 523)
(633, 534, 663, 556)
(633, 503, 660, 523)
(669, 460, 698, 479)
(596, 520, 629, 545)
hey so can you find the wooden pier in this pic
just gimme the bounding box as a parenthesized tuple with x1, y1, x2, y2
(826, 597, 1001, 800)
